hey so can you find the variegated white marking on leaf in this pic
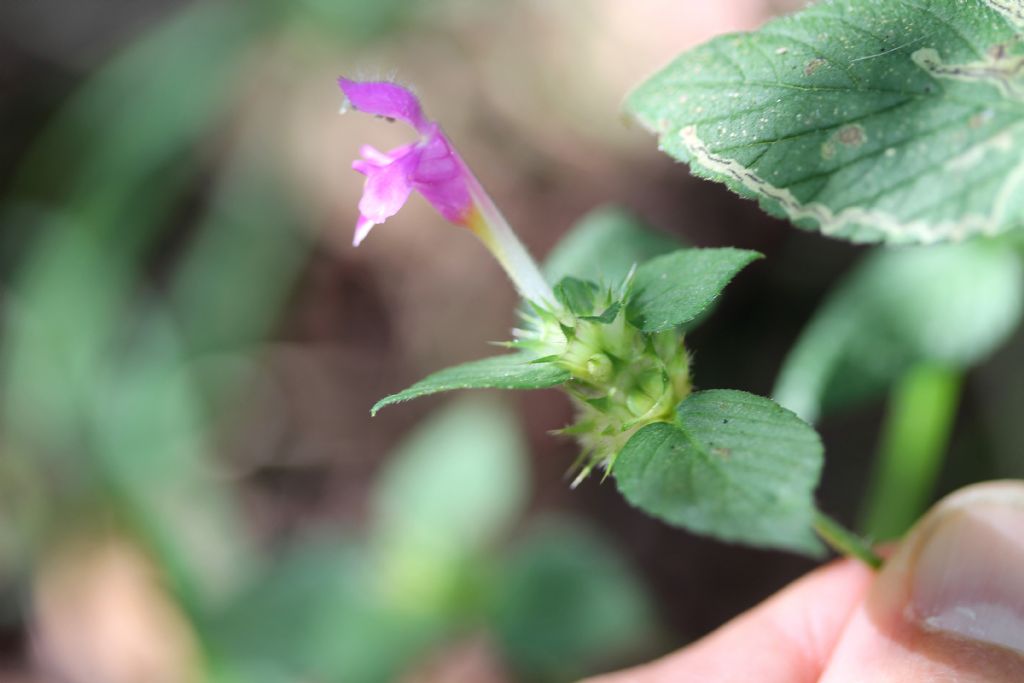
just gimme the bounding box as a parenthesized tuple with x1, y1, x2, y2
(986, 0, 1024, 29)
(946, 128, 1014, 171)
(679, 126, 999, 244)
(993, 150, 1024, 226)
(913, 47, 1024, 101)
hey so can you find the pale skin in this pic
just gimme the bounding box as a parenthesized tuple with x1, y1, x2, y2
(583, 481, 1024, 683)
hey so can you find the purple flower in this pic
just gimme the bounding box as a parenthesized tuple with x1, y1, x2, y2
(340, 78, 476, 246)
(339, 77, 557, 309)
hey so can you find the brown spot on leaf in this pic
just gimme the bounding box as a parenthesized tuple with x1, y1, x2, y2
(836, 123, 866, 147)
(970, 109, 995, 128)
(804, 58, 826, 76)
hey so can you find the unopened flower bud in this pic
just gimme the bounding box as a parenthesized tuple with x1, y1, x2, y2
(586, 353, 614, 384)
(626, 370, 667, 418)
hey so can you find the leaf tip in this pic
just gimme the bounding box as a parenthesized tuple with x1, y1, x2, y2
(370, 396, 395, 416)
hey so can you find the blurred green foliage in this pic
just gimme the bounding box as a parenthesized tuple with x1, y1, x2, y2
(492, 521, 653, 680)
(211, 399, 655, 682)
(774, 241, 1023, 539)
(0, 1, 655, 681)
(2, 2, 286, 615)
(372, 399, 528, 576)
(775, 242, 1023, 424)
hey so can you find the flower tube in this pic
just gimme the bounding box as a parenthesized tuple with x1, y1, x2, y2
(339, 78, 557, 311)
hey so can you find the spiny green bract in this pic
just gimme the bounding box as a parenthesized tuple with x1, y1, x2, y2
(514, 275, 692, 484)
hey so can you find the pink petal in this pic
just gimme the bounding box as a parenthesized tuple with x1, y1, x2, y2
(413, 135, 461, 183)
(353, 214, 376, 246)
(353, 143, 413, 176)
(355, 147, 420, 238)
(410, 133, 473, 223)
(338, 78, 430, 134)
(359, 144, 395, 165)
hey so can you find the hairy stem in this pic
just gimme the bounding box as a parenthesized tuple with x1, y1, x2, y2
(861, 362, 961, 541)
(813, 510, 883, 570)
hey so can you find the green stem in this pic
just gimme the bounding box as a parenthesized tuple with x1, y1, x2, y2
(860, 362, 961, 541)
(813, 510, 883, 569)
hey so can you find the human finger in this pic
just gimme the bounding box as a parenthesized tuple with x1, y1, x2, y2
(819, 481, 1024, 682)
(581, 555, 873, 683)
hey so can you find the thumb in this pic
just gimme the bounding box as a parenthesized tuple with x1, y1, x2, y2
(820, 480, 1024, 682)
(579, 556, 874, 683)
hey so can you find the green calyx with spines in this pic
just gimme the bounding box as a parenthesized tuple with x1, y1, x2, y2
(518, 275, 692, 484)
(373, 246, 761, 486)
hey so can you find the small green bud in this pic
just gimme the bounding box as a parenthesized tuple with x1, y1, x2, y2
(626, 370, 666, 417)
(640, 369, 667, 398)
(626, 391, 655, 417)
(586, 353, 614, 383)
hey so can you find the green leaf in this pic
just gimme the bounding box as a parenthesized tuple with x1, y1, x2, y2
(373, 399, 527, 566)
(171, 156, 308, 356)
(581, 301, 622, 325)
(626, 248, 762, 332)
(775, 242, 1023, 422)
(371, 354, 570, 415)
(628, 0, 1024, 244)
(12, 1, 264, 247)
(554, 276, 601, 316)
(543, 205, 684, 286)
(2, 227, 255, 614)
(614, 390, 824, 555)
(212, 539, 441, 683)
(88, 313, 256, 612)
(491, 521, 654, 680)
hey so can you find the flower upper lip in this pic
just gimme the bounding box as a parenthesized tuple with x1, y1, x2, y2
(338, 77, 431, 134)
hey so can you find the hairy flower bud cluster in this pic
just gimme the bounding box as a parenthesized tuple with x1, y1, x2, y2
(516, 288, 691, 485)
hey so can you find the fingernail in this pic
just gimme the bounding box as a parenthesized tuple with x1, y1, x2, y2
(909, 483, 1024, 655)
